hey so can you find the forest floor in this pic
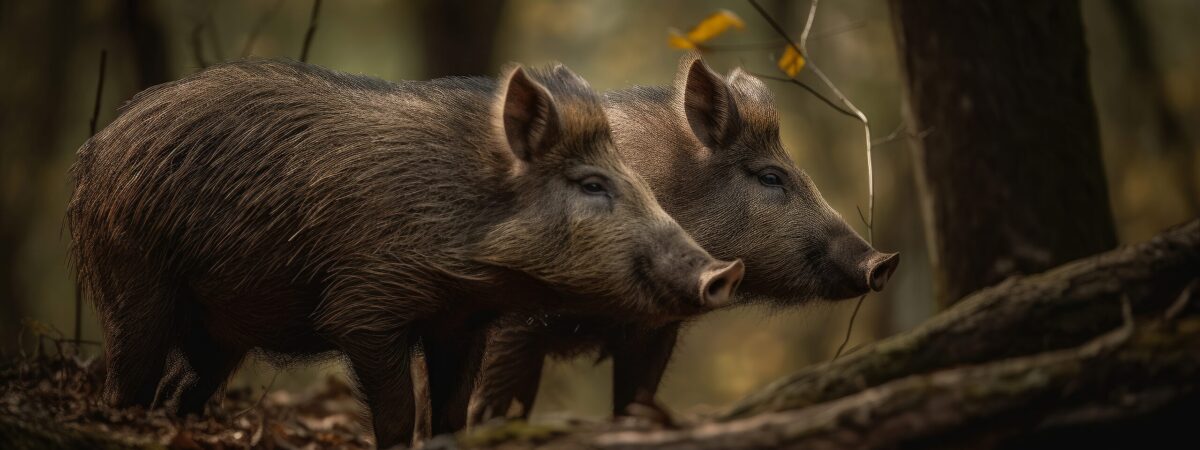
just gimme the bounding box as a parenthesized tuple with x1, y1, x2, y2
(0, 347, 376, 449)
(0, 345, 633, 450)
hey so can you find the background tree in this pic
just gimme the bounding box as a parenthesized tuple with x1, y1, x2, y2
(415, 0, 507, 78)
(889, 0, 1119, 308)
(1106, 0, 1198, 214)
(0, 2, 80, 351)
(119, 0, 171, 89)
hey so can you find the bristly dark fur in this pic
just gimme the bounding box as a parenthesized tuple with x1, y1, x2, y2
(67, 58, 723, 447)
(466, 54, 897, 428)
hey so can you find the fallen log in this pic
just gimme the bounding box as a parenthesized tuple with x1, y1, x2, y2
(457, 220, 1199, 449)
(723, 219, 1199, 419)
(554, 315, 1200, 450)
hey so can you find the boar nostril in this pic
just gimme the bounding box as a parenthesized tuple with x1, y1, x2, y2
(868, 252, 900, 292)
(700, 259, 745, 307)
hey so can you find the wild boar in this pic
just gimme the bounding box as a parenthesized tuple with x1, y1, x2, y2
(459, 55, 900, 428)
(67, 59, 744, 447)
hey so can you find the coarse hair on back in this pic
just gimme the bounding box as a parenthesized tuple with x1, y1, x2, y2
(67, 59, 524, 310)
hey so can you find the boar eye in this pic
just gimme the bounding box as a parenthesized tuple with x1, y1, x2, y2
(579, 177, 610, 196)
(758, 172, 784, 187)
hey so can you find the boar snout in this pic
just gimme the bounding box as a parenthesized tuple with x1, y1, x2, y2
(698, 259, 744, 307)
(826, 228, 901, 298)
(866, 252, 900, 292)
(644, 226, 743, 314)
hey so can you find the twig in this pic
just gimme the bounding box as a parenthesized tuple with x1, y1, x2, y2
(703, 20, 868, 54)
(88, 50, 107, 136)
(235, 370, 280, 418)
(810, 20, 867, 42)
(242, 0, 285, 58)
(871, 122, 906, 147)
(872, 123, 934, 147)
(299, 0, 322, 63)
(78, 50, 107, 347)
(747, 0, 873, 239)
(747, 71, 857, 119)
(748, 0, 878, 360)
(833, 294, 866, 360)
(841, 341, 868, 357)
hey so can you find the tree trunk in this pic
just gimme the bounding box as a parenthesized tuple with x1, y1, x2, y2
(120, 0, 171, 89)
(415, 0, 508, 78)
(889, 0, 1118, 308)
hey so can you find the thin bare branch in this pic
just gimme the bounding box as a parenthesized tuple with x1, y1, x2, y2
(748, 0, 879, 362)
(746, 71, 856, 119)
(79, 49, 107, 347)
(833, 294, 866, 360)
(871, 122, 906, 147)
(87, 50, 107, 137)
(747, 0, 873, 238)
(746, 0, 805, 61)
(700, 21, 868, 53)
(235, 370, 280, 419)
(811, 19, 867, 42)
(871, 122, 933, 145)
(299, 0, 323, 63)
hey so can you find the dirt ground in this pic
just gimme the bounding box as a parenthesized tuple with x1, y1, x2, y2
(0, 346, 375, 450)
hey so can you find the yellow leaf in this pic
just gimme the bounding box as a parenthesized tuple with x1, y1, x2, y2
(687, 10, 746, 43)
(668, 29, 697, 50)
(777, 45, 806, 77)
(668, 9, 745, 50)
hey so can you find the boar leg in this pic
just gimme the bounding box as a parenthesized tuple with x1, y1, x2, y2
(423, 329, 487, 435)
(324, 326, 417, 448)
(97, 250, 179, 409)
(315, 267, 435, 447)
(610, 322, 681, 419)
(506, 348, 544, 421)
(347, 339, 415, 447)
(175, 323, 247, 416)
(468, 322, 546, 426)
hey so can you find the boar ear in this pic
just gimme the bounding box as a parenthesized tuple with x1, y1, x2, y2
(551, 63, 589, 87)
(727, 67, 772, 100)
(499, 67, 561, 162)
(681, 56, 740, 149)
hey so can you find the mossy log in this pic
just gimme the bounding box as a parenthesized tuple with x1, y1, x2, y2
(462, 220, 1200, 449)
(479, 317, 1198, 450)
(724, 219, 1199, 419)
